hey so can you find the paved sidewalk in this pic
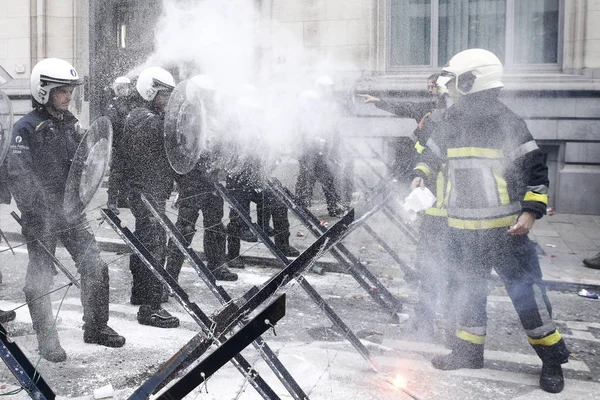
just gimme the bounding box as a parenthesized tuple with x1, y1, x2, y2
(1, 186, 599, 289)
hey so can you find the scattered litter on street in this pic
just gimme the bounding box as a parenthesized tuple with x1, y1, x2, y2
(578, 289, 599, 299)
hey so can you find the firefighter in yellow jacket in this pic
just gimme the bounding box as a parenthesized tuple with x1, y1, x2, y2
(413, 49, 569, 394)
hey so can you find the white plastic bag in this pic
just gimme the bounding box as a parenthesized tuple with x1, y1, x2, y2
(403, 187, 436, 213)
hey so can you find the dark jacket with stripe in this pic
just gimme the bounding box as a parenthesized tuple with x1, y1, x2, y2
(122, 107, 174, 201)
(414, 90, 548, 230)
(5, 108, 82, 226)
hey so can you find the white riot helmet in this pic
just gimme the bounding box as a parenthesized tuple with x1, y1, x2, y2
(189, 74, 216, 92)
(315, 75, 334, 97)
(235, 95, 263, 141)
(135, 67, 175, 102)
(186, 74, 215, 101)
(438, 48, 503, 97)
(112, 76, 131, 97)
(316, 75, 334, 87)
(30, 58, 82, 105)
(296, 89, 320, 112)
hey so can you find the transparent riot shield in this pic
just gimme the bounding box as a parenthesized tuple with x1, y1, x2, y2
(63, 116, 113, 219)
(164, 79, 207, 175)
(0, 90, 13, 166)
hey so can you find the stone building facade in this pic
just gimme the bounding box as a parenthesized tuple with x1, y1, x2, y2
(0, 0, 599, 213)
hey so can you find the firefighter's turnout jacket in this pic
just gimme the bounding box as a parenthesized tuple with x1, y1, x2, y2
(413, 91, 548, 230)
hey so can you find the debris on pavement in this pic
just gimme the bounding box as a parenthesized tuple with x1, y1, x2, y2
(578, 289, 599, 299)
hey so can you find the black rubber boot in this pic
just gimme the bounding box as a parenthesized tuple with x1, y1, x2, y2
(0, 309, 16, 323)
(37, 329, 67, 363)
(211, 266, 238, 281)
(227, 255, 246, 269)
(259, 225, 275, 236)
(540, 362, 564, 393)
(137, 305, 180, 328)
(277, 244, 300, 257)
(431, 340, 484, 370)
(275, 233, 300, 258)
(28, 295, 67, 362)
(239, 229, 258, 242)
(84, 325, 126, 348)
(583, 252, 600, 269)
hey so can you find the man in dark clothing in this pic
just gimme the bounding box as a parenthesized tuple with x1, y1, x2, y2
(166, 162, 239, 282)
(226, 94, 299, 268)
(164, 74, 238, 283)
(122, 66, 179, 328)
(414, 49, 569, 394)
(5, 58, 125, 362)
(294, 77, 346, 217)
(104, 76, 133, 214)
(362, 75, 454, 339)
(0, 165, 16, 323)
(359, 73, 444, 182)
(226, 156, 300, 269)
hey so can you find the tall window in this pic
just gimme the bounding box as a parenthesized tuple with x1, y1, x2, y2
(389, 0, 560, 69)
(115, 1, 161, 52)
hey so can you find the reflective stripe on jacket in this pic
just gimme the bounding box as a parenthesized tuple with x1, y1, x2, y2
(415, 91, 548, 230)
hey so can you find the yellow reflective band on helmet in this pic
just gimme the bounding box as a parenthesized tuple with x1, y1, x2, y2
(414, 163, 432, 179)
(492, 169, 510, 205)
(425, 207, 447, 217)
(448, 214, 517, 230)
(414, 141, 425, 154)
(524, 191, 548, 205)
(447, 147, 504, 159)
(528, 330, 562, 347)
(456, 330, 486, 345)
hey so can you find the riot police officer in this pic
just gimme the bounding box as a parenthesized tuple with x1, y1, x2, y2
(122, 67, 180, 328)
(105, 76, 134, 214)
(5, 58, 126, 362)
(294, 77, 346, 217)
(226, 94, 299, 269)
(165, 75, 238, 283)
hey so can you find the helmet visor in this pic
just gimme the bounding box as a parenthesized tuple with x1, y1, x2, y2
(436, 74, 454, 89)
(152, 77, 175, 92)
(40, 74, 82, 87)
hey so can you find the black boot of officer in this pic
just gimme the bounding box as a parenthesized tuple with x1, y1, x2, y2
(268, 192, 299, 257)
(583, 252, 600, 269)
